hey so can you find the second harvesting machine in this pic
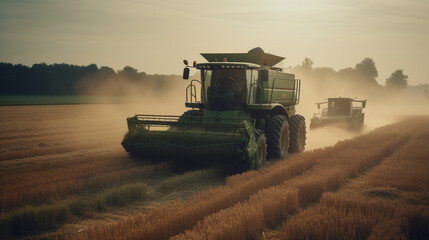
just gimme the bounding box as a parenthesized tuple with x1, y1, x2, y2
(122, 48, 306, 171)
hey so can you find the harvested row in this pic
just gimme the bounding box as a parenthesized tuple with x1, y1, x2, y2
(0, 125, 118, 145)
(0, 115, 121, 138)
(0, 168, 223, 239)
(0, 146, 122, 172)
(3, 152, 142, 188)
(0, 137, 119, 161)
(0, 105, 128, 161)
(0, 104, 128, 123)
(0, 151, 170, 211)
(0, 182, 149, 238)
(0, 104, 129, 140)
(0, 124, 117, 140)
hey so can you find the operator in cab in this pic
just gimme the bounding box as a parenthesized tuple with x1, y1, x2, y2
(208, 69, 246, 110)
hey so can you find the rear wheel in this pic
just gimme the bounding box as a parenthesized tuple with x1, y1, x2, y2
(265, 115, 290, 160)
(289, 114, 306, 153)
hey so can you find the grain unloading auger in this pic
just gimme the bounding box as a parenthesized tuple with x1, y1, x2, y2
(122, 47, 307, 171)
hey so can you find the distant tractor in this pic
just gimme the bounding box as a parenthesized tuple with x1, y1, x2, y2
(121, 47, 306, 171)
(310, 97, 367, 131)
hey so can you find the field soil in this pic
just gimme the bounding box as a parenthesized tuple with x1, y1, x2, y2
(0, 103, 428, 240)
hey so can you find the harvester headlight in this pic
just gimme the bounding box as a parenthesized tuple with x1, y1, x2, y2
(221, 65, 225, 68)
(231, 65, 236, 68)
(226, 65, 230, 68)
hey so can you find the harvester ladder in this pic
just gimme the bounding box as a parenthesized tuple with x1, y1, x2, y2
(186, 79, 201, 103)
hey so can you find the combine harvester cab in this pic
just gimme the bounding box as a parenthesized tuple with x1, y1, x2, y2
(310, 97, 367, 131)
(122, 47, 307, 171)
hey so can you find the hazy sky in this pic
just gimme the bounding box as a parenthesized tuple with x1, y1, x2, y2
(1, 0, 428, 85)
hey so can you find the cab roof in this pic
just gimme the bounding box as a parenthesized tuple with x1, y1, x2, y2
(195, 62, 261, 69)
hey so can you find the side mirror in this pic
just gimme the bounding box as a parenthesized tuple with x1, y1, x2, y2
(183, 67, 190, 80)
(317, 103, 320, 109)
(362, 100, 367, 108)
(260, 69, 269, 81)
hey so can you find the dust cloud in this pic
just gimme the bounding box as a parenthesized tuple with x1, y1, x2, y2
(68, 61, 428, 152)
(36, 76, 190, 149)
(293, 66, 429, 151)
(71, 97, 188, 142)
(68, 71, 190, 142)
(74, 68, 188, 99)
(90, 68, 427, 152)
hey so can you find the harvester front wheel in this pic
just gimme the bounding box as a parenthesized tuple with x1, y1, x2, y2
(266, 115, 290, 160)
(289, 114, 306, 153)
(242, 129, 267, 171)
(253, 129, 267, 169)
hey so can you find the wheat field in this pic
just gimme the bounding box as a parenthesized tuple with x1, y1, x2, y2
(74, 116, 428, 240)
(1, 103, 428, 239)
(0, 103, 223, 239)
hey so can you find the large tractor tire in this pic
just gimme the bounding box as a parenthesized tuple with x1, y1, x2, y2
(241, 129, 267, 171)
(289, 114, 306, 153)
(265, 115, 290, 160)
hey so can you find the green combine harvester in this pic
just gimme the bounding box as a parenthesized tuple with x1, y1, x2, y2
(122, 47, 306, 171)
(310, 97, 367, 131)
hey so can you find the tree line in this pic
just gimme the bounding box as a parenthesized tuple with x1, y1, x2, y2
(0, 63, 181, 96)
(0, 58, 416, 96)
(292, 57, 409, 90)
